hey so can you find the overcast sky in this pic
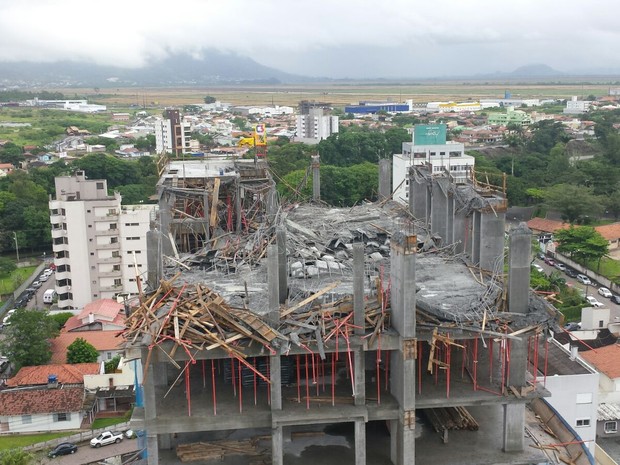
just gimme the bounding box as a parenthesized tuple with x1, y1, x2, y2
(0, 0, 618, 78)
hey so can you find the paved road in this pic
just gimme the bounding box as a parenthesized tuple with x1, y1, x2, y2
(535, 257, 620, 322)
(39, 438, 140, 465)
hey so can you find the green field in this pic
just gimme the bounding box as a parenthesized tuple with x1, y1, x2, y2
(0, 266, 37, 296)
(0, 432, 68, 450)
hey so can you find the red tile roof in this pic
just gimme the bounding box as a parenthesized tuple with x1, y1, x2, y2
(6, 363, 100, 387)
(49, 332, 123, 364)
(526, 218, 570, 234)
(79, 299, 124, 320)
(0, 387, 84, 415)
(595, 223, 620, 241)
(581, 344, 620, 380)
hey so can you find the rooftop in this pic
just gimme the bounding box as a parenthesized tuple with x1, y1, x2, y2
(49, 331, 123, 364)
(6, 363, 99, 387)
(580, 344, 620, 379)
(0, 386, 84, 415)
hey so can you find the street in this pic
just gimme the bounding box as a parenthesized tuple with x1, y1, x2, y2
(38, 438, 140, 465)
(534, 257, 620, 323)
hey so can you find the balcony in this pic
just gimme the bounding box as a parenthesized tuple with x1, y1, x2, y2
(52, 243, 69, 253)
(51, 229, 67, 239)
(98, 270, 123, 278)
(50, 214, 66, 223)
(56, 284, 72, 294)
(95, 229, 120, 236)
(96, 255, 122, 264)
(95, 242, 120, 250)
(100, 284, 123, 292)
(94, 213, 119, 221)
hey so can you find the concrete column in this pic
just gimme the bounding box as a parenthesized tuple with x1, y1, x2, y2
(507, 337, 527, 387)
(411, 172, 429, 223)
(159, 433, 172, 450)
(378, 158, 392, 200)
(389, 233, 416, 465)
(508, 222, 532, 314)
(430, 178, 449, 244)
(478, 209, 506, 272)
(353, 243, 364, 336)
(354, 348, 365, 406)
(472, 211, 481, 264)
(354, 419, 367, 465)
(389, 419, 398, 464)
(146, 230, 161, 290)
(235, 182, 242, 232)
(147, 433, 159, 465)
(203, 191, 210, 240)
(276, 229, 288, 304)
(268, 244, 280, 324)
(272, 426, 284, 465)
(270, 355, 282, 410)
(503, 403, 525, 452)
(446, 190, 454, 244)
(312, 155, 321, 201)
(452, 210, 468, 254)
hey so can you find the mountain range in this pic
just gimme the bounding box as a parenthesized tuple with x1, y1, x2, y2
(0, 51, 617, 87)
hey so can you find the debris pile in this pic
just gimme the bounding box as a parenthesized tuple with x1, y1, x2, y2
(422, 407, 479, 433)
(123, 276, 391, 373)
(176, 439, 265, 462)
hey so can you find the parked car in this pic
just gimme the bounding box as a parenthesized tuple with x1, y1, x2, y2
(532, 264, 544, 273)
(576, 274, 592, 285)
(564, 322, 581, 331)
(598, 287, 613, 298)
(564, 268, 577, 278)
(611, 295, 620, 305)
(39, 274, 49, 282)
(48, 442, 77, 458)
(31, 281, 42, 289)
(90, 430, 124, 448)
(586, 296, 604, 308)
(537, 253, 546, 260)
(554, 262, 566, 272)
(544, 257, 556, 266)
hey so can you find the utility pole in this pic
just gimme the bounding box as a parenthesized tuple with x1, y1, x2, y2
(12, 232, 19, 264)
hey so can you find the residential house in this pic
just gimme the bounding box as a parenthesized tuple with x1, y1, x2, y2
(84, 357, 137, 418)
(62, 299, 126, 332)
(6, 363, 100, 388)
(0, 163, 15, 176)
(580, 344, 620, 439)
(0, 387, 84, 433)
(50, 331, 123, 364)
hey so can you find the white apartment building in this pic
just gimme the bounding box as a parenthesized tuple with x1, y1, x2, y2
(154, 109, 193, 155)
(564, 96, 592, 114)
(49, 171, 156, 310)
(392, 141, 475, 204)
(295, 108, 339, 144)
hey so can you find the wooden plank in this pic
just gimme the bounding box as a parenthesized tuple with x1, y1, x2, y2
(281, 282, 341, 318)
(210, 177, 221, 228)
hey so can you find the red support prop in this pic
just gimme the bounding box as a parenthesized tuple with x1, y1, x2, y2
(238, 358, 243, 413)
(418, 343, 422, 395)
(305, 354, 310, 409)
(202, 360, 206, 389)
(297, 355, 301, 403)
(331, 352, 336, 407)
(211, 360, 217, 415)
(462, 340, 467, 379)
(385, 350, 389, 392)
(489, 337, 493, 383)
(185, 361, 191, 417)
(533, 333, 539, 386)
(473, 337, 479, 391)
(231, 356, 237, 397)
(253, 358, 257, 406)
(266, 357, 271, 406)
(376, 350, 381, 405)
(544, 336, 549, 387)
(446, 341, 451, 399)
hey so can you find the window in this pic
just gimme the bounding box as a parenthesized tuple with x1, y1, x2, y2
(114, 278, 122, 287)
(107, 352, 113, 360)
(127, 237, 140, 241)
(111, 237, 118, 244)
(113, 265, 120, 271)
(604, 421, 618, 434)
(22, 415, 32, 424)
(599, 320, 604, 328)
(54, 412, 70, 422)
(96, 182, 104, 190)
(88, 224, 92, 228)
(576, 418, 590, 427)
(112, 251, 120, 258)
(87, 209, 91, 213)
(125, 223, 139, 226)
(109, 223, 117, 230)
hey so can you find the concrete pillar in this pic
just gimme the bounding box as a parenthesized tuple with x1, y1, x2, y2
(472, 211, 481, 264)
(159, 433, 172, 450)
(272, 426, 284, 465)
(452, 210, 468, 254)
(354, 348, 365, 406)
(430, 178, 449, 244)
(508, 222, 532, 314)
(268, 244, 280, 324)
(389, 419, 398, 464)
(353, 243, 364, 336)
(266, 187, 278, 223)
(446, 190, 454, 244)
(147, 433, 159, 465)
(235, 182, 242, 232)
(389, 233, 416, 465)
(507, 337, 527, 387)
(503, 404, 525, 452)
(411, 171, 429, 223)
(312, 155, 320, 201)
(146, 230, 161, 290)
(354, 419, 367, 465)
(158, 195, 174, 256)
(276, 229, 288, 304)
(270, 355, 282, 410)
(478, 209, 506, 272)
(378, 158, 392, 200)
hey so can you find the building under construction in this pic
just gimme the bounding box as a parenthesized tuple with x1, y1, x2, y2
(125, 158, 584, 465)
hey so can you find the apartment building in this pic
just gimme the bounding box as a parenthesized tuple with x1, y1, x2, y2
(154, 109, 192, 156)
(49, 171, 156, 309)
(295, 108, 339, 144)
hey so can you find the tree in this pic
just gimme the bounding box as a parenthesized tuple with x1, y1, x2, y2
(0, 448, 34, 465)
(50, 312, 74, 331)
(105, 355, 122, 374)
(0, 309, 59, 370)
(0, 257, 16, 275)
(544, 184, 602, 223)
(66, 337, 99, 364)
(204, 95, 216, 104)
(555, 226, 609, 267)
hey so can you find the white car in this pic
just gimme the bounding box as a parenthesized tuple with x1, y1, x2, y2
(586, 296, 604, 308)
(532, 264, 544, 273)
(576, 274, 592, 285)
(598, 287, 613, 298)
(90, 431, 124, 448)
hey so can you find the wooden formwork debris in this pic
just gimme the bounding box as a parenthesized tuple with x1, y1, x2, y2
(176, 439, 264, 462)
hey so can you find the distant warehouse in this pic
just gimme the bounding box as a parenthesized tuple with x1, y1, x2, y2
(344, 100, 412, 114)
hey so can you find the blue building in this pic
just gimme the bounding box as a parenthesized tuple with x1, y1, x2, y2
(344, 101, 411, 114)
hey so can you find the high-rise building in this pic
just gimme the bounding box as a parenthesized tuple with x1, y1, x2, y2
(295, 108, 339, 144)
(49, 171, 156, 309)
(154, 109, 193, 156)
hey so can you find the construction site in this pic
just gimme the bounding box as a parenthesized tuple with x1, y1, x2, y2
(124, 156, 588, 465)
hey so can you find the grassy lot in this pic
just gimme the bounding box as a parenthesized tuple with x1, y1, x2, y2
(91, 417, 128, 430)
(0, 432, 68, 449)
(585, 257, 620, 284)
(0, 265, 37, 295)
